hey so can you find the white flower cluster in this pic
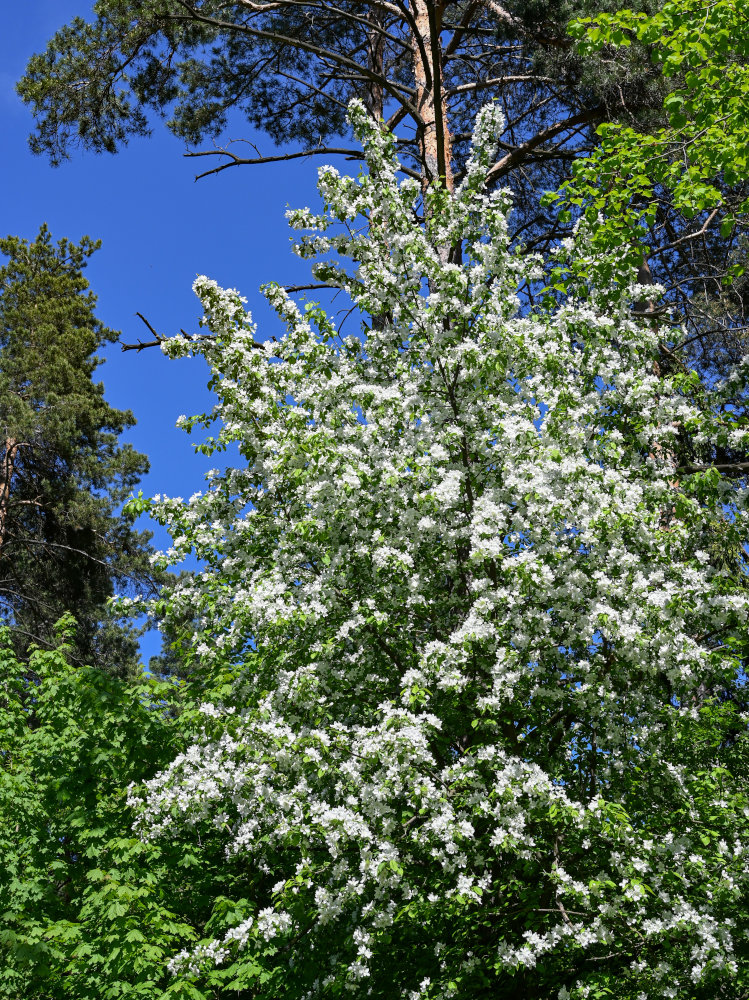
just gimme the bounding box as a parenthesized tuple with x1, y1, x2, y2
(128, 101, 749, 999)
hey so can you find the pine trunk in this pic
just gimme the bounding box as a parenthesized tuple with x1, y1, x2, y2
(0, 438, 20, 558)
(411, 0, 454, 193)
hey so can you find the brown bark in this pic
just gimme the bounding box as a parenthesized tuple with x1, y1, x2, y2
(635, 255, 657, 316)
(411, 0, 454, 193)
(0, 438, 21, 558)
(366, 2, 387, 121)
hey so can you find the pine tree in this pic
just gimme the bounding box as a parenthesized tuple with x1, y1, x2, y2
(0, 225, 156, 671)
(16, 0, 745, 358)
(17, 2, 664, 250)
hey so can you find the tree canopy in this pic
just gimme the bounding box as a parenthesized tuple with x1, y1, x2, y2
(0, 617, 245, 999)
(559, 0, 749, 376)
(17, 1, 662, 231)
(0, 225, 156, 669)
(121, 103, 749, 1000)
(18, 0, 749, 359)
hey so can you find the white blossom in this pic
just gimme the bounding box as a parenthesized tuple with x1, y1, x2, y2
(125, 101, 749, 1000)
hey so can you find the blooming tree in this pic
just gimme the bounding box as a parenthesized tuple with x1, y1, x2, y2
(128, 103, 749, 1000)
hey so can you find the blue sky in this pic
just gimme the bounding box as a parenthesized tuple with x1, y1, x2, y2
(1, 3, 340, 661)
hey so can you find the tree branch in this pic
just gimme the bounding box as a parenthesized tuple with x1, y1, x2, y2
(446, 74, 554, 97)
(678, 461, 749, 474)
(120, 312, 280, 354)
(169, 0, 423, 123)
(184, 142, 421, 181)
(444, 2, 482, 58)
(484, 107, 603, 185)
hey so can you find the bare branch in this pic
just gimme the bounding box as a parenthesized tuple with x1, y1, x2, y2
(17, 537, 115, 569)
(679, 461, 749, 474)
(120, 314, 205, 353)
(482, 0, 574, 47)
(283, 283, 341, 293)
(649, 207, 721, 258)
(484, 107, 603, 185)
(482, 0, 523, 31)
(134, 311, 161, 340)
(673, 323, 749, 354)
(120, 313, 275, 354)
(184, 142, 421, 182)
(185, 143, 364, 179)
(446, 74, 554, 97)
(444, 2, 482, 58)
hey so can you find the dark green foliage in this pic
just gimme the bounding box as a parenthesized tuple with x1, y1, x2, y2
(20, 1, 742, 354)
(16, 1, 664, 237)
(0, 225, 156, 672)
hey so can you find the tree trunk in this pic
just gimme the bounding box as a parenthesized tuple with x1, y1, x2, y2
(635, 255, 656, 315)
(366, 2, 386, 121)
(0, 438, 20, 558)
(411, 0, 454, 193)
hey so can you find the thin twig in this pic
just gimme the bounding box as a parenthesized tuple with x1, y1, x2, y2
(119, 313, 269, 353)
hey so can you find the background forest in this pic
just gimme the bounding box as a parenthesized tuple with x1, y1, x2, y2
(1, 2, 749, 999)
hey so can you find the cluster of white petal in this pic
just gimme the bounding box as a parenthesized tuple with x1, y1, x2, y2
(127, 102, 749, 1000)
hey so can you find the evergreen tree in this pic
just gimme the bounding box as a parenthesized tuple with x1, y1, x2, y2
(16, 0, 746, 358)
(0, 225, 156, 671)
(16, 2, 664, 250)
